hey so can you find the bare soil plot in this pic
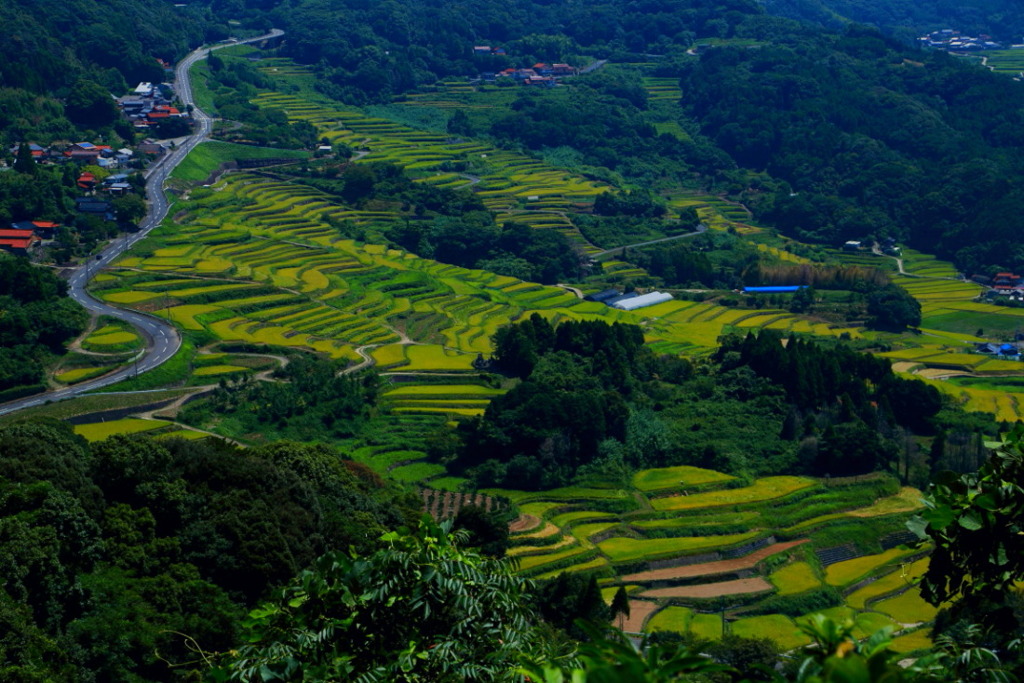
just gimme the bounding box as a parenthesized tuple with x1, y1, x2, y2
(621, 539, 808, 583)
(509, 514, 541, 533)
(621, 600, 661, 633)
(640, 577, 773, 599)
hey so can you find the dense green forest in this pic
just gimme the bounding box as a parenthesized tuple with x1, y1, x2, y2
(0, 257, 88, 400)
(453, 317, 989, 490)
(0, 420, 423, 679)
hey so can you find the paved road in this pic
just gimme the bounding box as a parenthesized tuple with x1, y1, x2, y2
(592, 223, 707, 259)
(0, 29, 283, 417)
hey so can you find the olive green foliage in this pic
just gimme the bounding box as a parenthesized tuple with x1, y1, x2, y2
(215, 519, 536, 682)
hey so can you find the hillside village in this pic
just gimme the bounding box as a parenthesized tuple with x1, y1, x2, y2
(472, 44, 580, 86)
(918, 28, 1007, 51)
(0, 80, 191, 258)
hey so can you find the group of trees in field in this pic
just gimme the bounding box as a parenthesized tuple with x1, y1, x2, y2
(455, 317, 989, 489)
(293, 161, 583, 284)
(180, 355, 379, 440)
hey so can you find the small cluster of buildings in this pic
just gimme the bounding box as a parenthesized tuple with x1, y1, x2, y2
(77, 171, 134, 196)
(473, 45, 507, 56)
(974, 341, 1021, 357)
(0, 221, 60, 255)
(586, 288, 674, 311)
(10, 142, 136, 169)
(118, 82, 187, 132)
(481, 63, 579, 87)
(973, 272, 1024, 300)
(918, 29, 1004, 51)
(843, 237, 901, 256)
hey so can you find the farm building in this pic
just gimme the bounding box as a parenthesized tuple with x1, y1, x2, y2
(744, 286, 807, 293)
(0, 229, 41, 255)
(606, 292, 638, 306)
(613, 291, 673, 311)
(586, 288, 622, 303)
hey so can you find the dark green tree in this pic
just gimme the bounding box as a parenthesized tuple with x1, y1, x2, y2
(215, 518, 536, 681)
(867, 284, 922, 330)
(65, 79, 118, 128)
(610, 586, 630, 631)
(13, 143, 35, 175)
(910, 425, 1024, 636)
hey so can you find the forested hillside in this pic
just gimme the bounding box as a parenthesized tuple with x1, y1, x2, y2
(182, 0, 1024, 276)
(0, 421, 421, 679)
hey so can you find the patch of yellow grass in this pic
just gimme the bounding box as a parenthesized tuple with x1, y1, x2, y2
(651, 476, 816, 511)
(74, 418, 169, 442)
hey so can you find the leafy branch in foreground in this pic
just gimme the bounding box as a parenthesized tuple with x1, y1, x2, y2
(212, 517, 536, 682)
(910, 425, 1024, 633)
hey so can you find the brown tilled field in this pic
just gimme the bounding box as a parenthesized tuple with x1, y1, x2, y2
(621, 540, 809, 583)
(640, 577, 773, 599)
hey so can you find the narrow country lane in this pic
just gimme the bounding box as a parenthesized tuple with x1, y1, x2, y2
(0, 29, 284, 417)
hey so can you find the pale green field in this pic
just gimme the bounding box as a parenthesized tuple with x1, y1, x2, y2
(730, 615, 810, 650)
(846, 558, 929, 609)
(598, 532, 760, 563)
(651, 476, 816, 511)
(55, 366, 113, 384)
(825, 547, 919, 587)
(74, 418, 170, 442)
(873, 587, 938, 624)
(632, 465, 734, 492)
(770, 561, 821, 595)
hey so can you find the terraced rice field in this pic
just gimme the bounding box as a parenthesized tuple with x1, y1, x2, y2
(97, 171, 649, 371)
(981, 49, 1024, 76)
(250, 91, 608, 254)
(502, 465, 928, 647)
(642, 76, 682, 102)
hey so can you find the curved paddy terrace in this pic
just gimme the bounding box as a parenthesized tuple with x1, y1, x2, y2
(499, 468, 933, 652)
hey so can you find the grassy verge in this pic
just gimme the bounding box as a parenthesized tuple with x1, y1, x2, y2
(171, 141, 309, 182)
(94, 339, 197, 393)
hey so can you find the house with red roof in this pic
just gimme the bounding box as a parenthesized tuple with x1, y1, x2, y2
(77, 172, 97, 190)
(994, 272, 1021, 286)
(0, 229, 41, 255)
(11, 221, 60, 239)
(67, 142, 101, 161)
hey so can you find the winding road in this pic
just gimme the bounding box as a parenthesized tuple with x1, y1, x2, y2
(0, 29, 284, 417)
